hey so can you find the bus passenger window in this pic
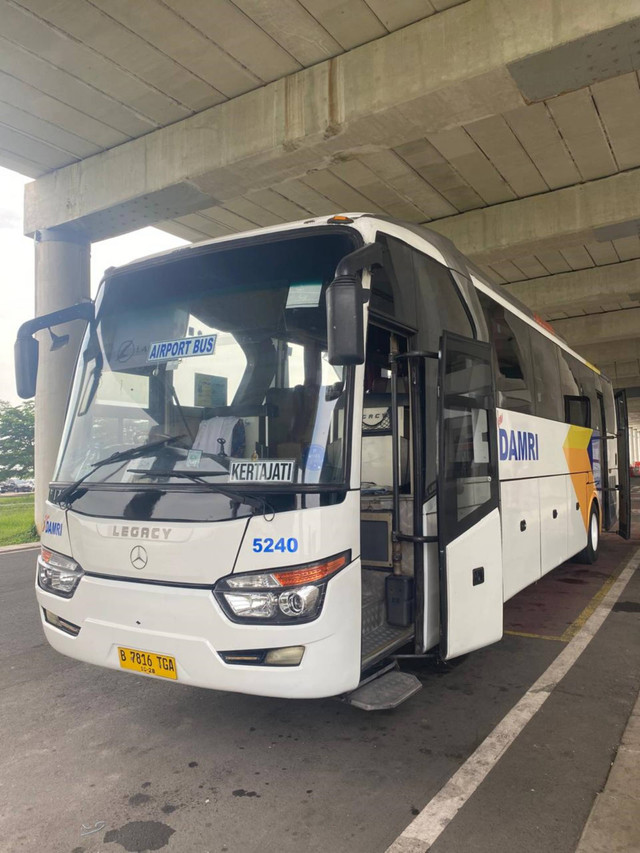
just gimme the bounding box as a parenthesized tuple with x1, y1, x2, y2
(478, 295, 534, 414)
(558, 350, 582, 396)
(565, 396, 590, 428)
(530, 328, 563, 421)
(559, 348, 600, 429)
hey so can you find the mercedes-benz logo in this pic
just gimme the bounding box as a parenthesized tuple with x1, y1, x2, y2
(117, 340, 135, 363)
(130, 545, 148, 570)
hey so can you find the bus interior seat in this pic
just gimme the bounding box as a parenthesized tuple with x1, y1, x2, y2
(266, 386, 318, 459)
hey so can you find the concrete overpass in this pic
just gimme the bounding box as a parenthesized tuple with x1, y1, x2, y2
(3, 0, 640, 512)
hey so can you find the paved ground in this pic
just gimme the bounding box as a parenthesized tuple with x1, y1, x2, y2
(1, 504, 639, 853)
(576, 689, 640, 853)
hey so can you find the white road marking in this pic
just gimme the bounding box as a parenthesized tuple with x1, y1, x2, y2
(386, 548, 640, 853)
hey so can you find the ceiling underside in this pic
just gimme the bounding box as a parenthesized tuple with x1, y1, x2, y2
(3, 0, 640, 417)
(0, 0, 466, 176)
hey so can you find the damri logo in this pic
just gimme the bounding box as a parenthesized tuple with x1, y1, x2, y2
(43, 514, 63, 536)
(499, 428, 540, 461)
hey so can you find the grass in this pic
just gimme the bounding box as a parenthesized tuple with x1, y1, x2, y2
(0, 494, 38, 547)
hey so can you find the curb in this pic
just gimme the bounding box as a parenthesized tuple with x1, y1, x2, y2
(0, 542, 39, 554)
(576, 688, 640, 853)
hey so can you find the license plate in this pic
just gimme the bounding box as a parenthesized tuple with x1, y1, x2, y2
(117, 646, 177, 680)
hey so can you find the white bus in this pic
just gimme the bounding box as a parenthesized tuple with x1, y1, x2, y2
(17, 214, 631, 709)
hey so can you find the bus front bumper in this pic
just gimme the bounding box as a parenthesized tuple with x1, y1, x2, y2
(35, 559, 361, 700)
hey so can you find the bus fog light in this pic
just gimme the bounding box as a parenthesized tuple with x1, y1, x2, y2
(37, 547, 83, 598)
(43, 608, 81, 636)
(264, 646, 305, 666)
(278, 586, 319, 617)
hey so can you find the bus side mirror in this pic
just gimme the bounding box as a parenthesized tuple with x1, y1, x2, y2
(327, 275, 365, 365)
(14, 336, 39, 400)
(326, 242, 383, 366)
(14, 301, 95, 399)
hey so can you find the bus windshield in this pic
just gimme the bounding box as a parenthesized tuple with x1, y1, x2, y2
(54, 231, 356, 492)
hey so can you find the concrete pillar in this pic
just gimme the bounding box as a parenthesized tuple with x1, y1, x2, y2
(34, 228, 90, 532)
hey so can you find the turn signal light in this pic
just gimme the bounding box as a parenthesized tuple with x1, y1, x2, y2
(272, 554, 348, 587)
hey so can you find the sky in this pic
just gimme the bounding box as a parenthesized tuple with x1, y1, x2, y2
(0, 166, 187, 406)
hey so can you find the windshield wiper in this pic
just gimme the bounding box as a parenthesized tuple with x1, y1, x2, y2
(57, 436, 186, 507)
(127, 469, 271, 517)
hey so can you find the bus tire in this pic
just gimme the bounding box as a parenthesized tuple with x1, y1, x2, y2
(576, 502, 599, 564)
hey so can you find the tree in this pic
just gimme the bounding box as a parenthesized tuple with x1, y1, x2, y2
(0, 400, 35, 480)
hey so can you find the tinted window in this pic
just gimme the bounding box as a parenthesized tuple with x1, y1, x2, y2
(441, 342, 496, 535)
(374, 234, 473, 342)
(570, 356, 599, 431)
(603, 382, 617, 438)
(530, 329, 563, 420)
(411, 250, 474, 341)
(565, 396, 590, 427)
(590, 389, 603, 432)
(558, 350, 582, 396)
(370, 236, 417, 325)
(374, 233, 475, 499)
(478, 293, 534, 414)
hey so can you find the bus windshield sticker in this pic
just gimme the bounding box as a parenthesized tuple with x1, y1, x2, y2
(229, 459, 296, 483)
(148, 334, 216, 363)
(186, 450, 202, 469)
(286, 281, 323, 309)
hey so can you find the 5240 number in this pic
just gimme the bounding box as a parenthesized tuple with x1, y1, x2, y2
(252, 537, 298, 553)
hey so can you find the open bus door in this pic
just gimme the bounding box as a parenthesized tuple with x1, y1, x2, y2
(615, 389, 631, 540)
(437, 332, 503, 660)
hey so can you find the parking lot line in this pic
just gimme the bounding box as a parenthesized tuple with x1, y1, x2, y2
(559, 570, 620, 642)
(504, 629, 565, 641)
(385, 547, 640, 853)
(505, 566, 624, 644)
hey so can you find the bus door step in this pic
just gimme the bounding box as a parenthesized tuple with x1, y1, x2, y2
(342, 668, 422, 711)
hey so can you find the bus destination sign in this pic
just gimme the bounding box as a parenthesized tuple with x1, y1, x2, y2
(229, 459, 296, 483)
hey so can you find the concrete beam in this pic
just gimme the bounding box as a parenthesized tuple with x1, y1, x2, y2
(598, 361, 640, 381)
(24, 0, 640, 240)
(593, 361, 640, 390)
(432, 167, 640, 262)
(505, 259, 640, 314)
(609, 375, 640, 391)
(579, 338, 640, 367)
(552, 307, 640, 349)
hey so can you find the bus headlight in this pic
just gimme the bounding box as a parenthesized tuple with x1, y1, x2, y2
(214, 551, 350, 624)
(37, 547, 84, 598)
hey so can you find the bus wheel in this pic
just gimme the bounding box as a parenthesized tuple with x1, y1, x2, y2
(577, 503, 599, 564)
